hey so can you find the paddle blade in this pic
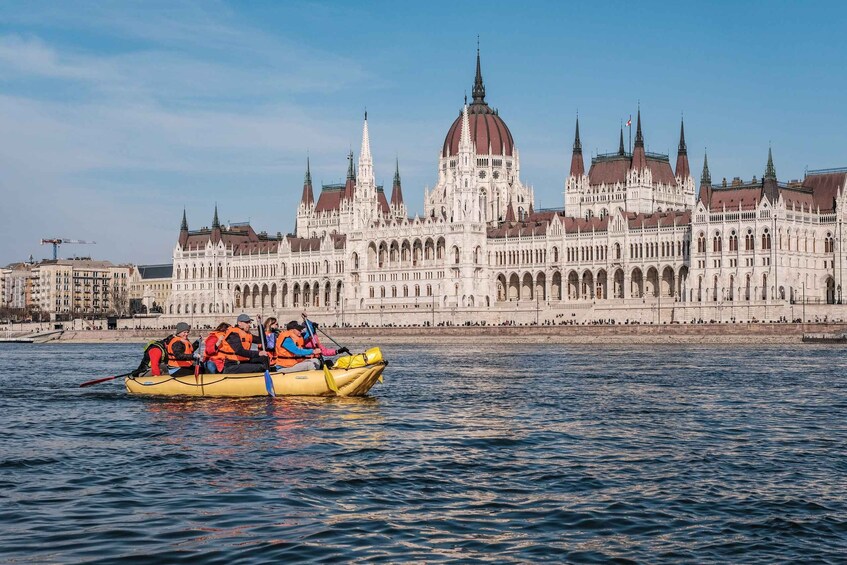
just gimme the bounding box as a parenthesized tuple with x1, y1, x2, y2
(264, 369, 276, 397)
(322, 363, 339, 394)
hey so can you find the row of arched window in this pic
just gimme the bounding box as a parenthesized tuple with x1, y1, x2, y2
(369, 285, 434, 299)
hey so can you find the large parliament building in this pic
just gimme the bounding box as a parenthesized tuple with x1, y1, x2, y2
(165, 53, 847, 326)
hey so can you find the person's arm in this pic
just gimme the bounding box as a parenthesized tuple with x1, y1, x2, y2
(226, 332, 259, 359)
(319, 345, 338, 356)
(170, 340, 194, 361)
(282, 336, 318, 357)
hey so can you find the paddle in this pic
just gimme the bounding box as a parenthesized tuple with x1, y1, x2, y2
(302, 314, 339, 394)
(79, 371, 135, 388)
(256, 315, 276, 397)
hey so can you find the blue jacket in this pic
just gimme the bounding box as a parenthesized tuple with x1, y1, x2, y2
(281, 336, 314, 357)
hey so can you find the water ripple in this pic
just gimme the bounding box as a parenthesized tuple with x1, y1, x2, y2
(1, 342, 846, 562)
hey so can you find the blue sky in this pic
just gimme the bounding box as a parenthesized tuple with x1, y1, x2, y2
(1, 0, 845, 265)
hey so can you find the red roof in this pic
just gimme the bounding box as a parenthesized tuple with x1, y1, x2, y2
(487, 208, 692, 239)
(315, 186, 345, 213)
(377, 188, 390, 214)
(780, 187, 816, 211)
(442, 106, 514, 157)
(803, 171, 846, 212)
(588, 155, 677, 186)
(706, 187, 763, 210)
(626, 210, 691, 229)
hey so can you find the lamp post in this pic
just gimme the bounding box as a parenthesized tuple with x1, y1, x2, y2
(658, 281, 662, 324)
(431, 292, 435, 327)
(803, 280, 806, 324)
(535, 292, 539, 325)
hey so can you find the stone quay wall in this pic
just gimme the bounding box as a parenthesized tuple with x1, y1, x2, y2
(32, 322, 847, 345)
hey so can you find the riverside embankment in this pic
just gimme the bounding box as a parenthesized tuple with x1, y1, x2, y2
(48, 323, 847, 345)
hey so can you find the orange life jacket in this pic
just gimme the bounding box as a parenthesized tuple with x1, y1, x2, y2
(274, 329, 313, 368)
(166, 335, 194, 368)
(218, 326, 253, 362)
(203, 330, 227, 362)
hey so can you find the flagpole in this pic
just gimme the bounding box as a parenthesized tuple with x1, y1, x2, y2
(628, 114, 632, 154)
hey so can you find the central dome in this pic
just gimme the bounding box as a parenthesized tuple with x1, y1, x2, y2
(441, 52, 514, 158)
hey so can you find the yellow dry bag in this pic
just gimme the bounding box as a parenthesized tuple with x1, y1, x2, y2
(334, 347, 382, 369)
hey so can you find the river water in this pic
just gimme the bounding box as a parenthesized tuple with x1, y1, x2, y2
(1, 342, 846, 563)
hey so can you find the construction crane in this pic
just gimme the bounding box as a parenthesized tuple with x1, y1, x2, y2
(40, 238, 96, 261)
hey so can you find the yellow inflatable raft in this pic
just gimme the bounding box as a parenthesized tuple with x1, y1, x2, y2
(125, 348, 386, 397)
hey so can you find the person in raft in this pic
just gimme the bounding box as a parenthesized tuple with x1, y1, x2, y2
(164, 322, 197, 377)
(203, 322, 230, 374)
(273, 320, 322, 373)
(302, 320, 349, 357)
(218, 313, 269, 374)
(262, 317, 280, 352)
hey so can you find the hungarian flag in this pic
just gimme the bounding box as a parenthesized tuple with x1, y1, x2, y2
(626, 117, 632, 127)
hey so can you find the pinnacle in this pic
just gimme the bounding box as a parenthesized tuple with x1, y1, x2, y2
(765, 147, 776, 180)
(634, 108, 644, 148)
(701, 150, 711, 185)
(573, 117, 582, 153)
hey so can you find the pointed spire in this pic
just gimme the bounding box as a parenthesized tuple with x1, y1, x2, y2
(699, 150, 712, 206)
(390, 157, 404, 208)
(573, 116, 582, 153)
(178, 209, 189, 247)
(675, 117, 690, 179)
(701, 150, 711, 186)
(459, 104, 472, 152)
(765, 146, 776, 180)
(762, 146, 779, 203)
(618, 126, 625, 155)
(504, 197, 516, 222)
(344, 151, 356, 200)
(360, 111, 372, 161)
(300, 157, 315, 207)
(569, 117, 585, 177)
(634, 107, 644, 148)
(210, 204, 221, 244)
(631, 107, 646, 170)
(471, 45, 485, 105)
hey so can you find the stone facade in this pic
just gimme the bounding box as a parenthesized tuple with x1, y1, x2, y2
(164, 53, 847, 327)
(128, 264, 173, 314)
